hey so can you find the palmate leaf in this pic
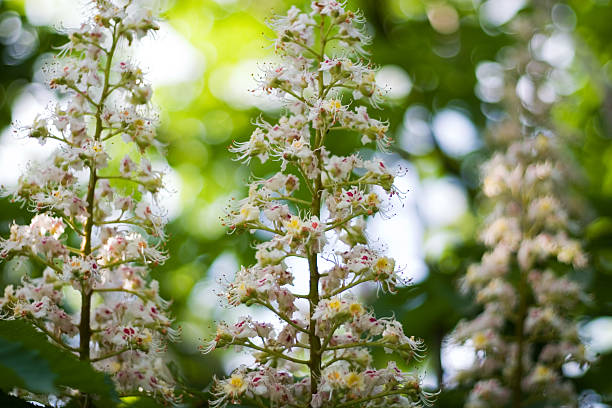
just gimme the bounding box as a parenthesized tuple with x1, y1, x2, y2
(0, 319, 119, 407)
(0, 389, 40, 408)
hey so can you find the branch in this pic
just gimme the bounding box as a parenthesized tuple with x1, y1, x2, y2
(322, 175, 382, 190)
(98, 258, 142, 269)
(295, 165, 316, 197)
(322, 277, 371, 299)
(65, 84, 98, 108)
(335, 389, 412, 407)
(44, 134, 78, 148)
(291, 40, 322, 59)
(90, 347, 131, 362)
(322, 354, 351, 369)
(60, 215, 85, 237)
(325, 340, 406, 354)
(276, 195, 312, 206)
(280, 87, 313, 107)
(99, 175, 149, 188)
(31, 320, 79, 353)
(94, 218, 144, 228)
(320, 320, 342, 352)
(243, 339, 309, 365)
(101, 127, 124, 141)
(28, 250, 63, 274)
(244, 222, 283, 236)
(324, 211, 368, 232)
(93, 287, 148, 302)
(256, 300, 309, 335)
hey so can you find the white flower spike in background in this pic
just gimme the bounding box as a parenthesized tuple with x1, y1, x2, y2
(449, 2, 592, 407)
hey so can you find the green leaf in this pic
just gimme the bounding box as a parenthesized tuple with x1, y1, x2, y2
(0, 319, 119, 407)
(119, 395, 163, 408)
(0, 389, 42, 407)
(0, 337, 56, 393)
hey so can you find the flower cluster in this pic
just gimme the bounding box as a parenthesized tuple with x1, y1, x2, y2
(205, 2, 434, 408)
(0, 0, 176, 403)
(450, 5, 591, 407)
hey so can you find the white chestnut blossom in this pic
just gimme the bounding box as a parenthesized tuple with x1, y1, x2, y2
(205, 3, 435, 408)
(450, 4, 591, 407)
(0, 0, 176, 403)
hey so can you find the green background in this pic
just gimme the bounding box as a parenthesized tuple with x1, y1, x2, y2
(0, 0, 611, 406)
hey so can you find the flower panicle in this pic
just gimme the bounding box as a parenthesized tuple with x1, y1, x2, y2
(0, 0, 178, 403)
(206, 2, 434, 408)
(449, 5, 592, 406)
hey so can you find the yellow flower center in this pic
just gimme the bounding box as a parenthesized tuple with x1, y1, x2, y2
(327, 370, 342, 382)
(345, 372, 363, 389)
(285, 216, 302, 233)
(109, 361, 122, 374)
(375, 257, 388, 269)
(366, 192, 380, 207)
(349, 302, 364, 316)
(533, 365, 551, 382)
(374, 257, 394, 275)
(329, 99, 342, 110)
(225, 374, 246, 395)
(142, 331, 153, 345)
(473, 332, 488, 348)
(328, 298, 342, 311)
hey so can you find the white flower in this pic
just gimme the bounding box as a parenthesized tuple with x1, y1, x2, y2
(205, 3, 430, 407)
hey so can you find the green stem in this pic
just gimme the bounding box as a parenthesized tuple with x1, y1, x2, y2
(245, 223, 283, 236)
(320, 320, 341, 352)
(326, 340, 403, 353)
(93, 287, 148, 302)
(257, 301, 309, 334)
(276, 195, 312, 206)
(91, 347, 131, 363)
(243, 340, 309, 365)
(98, 175, 149, 187)
(94, 218, 142, 227)
(27, 251, 63, 274)
(57, 214, 85, 236)
(335, 389, 410, 408)
(98, 258, 142, 270)
(31, 320, 79, 353)
(45, 134, 78, 148)
(512, 269, 528, 408)
(78, 23, 119, 408)
(65, 84, 98, 107)
(322, 277, 371, 299)
(307, 16, 328, 403)
(295, 164, 316, 197)
(280, 87, 313, 106)
(324, 211, 368, 231)
(292, 40, 322, 59)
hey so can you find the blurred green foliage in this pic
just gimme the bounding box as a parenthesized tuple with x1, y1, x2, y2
(0, 320, 118, 406)
(0, 0, 611, 406)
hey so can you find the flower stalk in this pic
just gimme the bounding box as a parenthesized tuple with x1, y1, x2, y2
(450, 3, 592, 407)
(203, 2, 435, 407)
(0, 0, 177, 404)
